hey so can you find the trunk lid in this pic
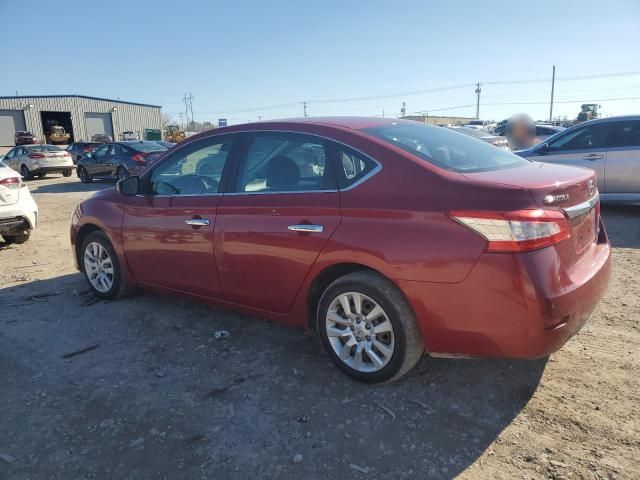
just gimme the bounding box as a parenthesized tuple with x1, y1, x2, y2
(461, 161, 600, 268)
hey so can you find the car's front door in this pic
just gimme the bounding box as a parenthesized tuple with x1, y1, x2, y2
(3, 148, 18, 171)
(86, 144, 110, 176)
(603, 119, 640, 195)
(536, 122, 611, 192)
(121, 135, 237, 297)
(106, 144, 124, 176)
(215, 131, 341, 313)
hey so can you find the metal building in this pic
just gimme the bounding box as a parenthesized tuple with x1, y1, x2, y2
(0, 95, 162, 146)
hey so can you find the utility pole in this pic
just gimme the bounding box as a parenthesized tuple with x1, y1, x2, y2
(303, 101, 308, 117)
(258, 115, 262, 121)
(183, 93, 190, 131)
(178, 112, 184, 129)
(188, 93, 194, 130)
(401, 101, 406, 117)
(475, 83, 481, 119)
(549, 65, 556, 122)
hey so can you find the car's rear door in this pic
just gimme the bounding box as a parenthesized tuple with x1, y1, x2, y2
(602, 119, 640, 195)
(214, 131, 341, 313)
(121, 134, 237, 297)
(536, 122, 610, 192)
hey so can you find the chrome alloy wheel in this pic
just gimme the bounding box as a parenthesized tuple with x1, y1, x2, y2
(84, 242, 114, 293)
(325, 291, 395, 373)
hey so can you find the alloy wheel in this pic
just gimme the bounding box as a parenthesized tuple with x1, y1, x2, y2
(84, 242, 114, 293)
(325, 291, 395, 373)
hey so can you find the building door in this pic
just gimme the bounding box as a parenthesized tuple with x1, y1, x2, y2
(84, 113, 114, 141)
(0, 110, 26, 146)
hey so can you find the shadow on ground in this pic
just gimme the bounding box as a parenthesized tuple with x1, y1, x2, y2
(0, 274, 546, 479)
(601, 204, 640, 249)
(28, 178, 113, 194)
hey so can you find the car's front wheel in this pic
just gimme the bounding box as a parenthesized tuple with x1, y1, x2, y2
(81, 231, 133, 299)
(2, 233, 30, 245)
(317, 271, 424, 383)
(78, 166, 92, 183)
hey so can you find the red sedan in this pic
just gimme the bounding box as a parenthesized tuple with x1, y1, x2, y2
(70, 117, 611, 383)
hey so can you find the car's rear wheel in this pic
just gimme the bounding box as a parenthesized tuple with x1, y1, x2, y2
(2, 233, 30, 245)
(81, 231, 133, 299)
(62, 170, 72, 177)
(20, 165, 32, 180)
(78, 166, 92, 183)
(116, 166, 129, 181)
(317, 271, 424, 383)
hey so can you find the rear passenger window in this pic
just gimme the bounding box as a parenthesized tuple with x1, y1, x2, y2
(607, 121, 640, 148)
(334, 148, 377, 189)
(237, 133, 335, 192)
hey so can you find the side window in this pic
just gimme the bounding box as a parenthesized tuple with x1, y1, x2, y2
(237, 133, 334, 192)
(109, 145, 124, 156)
(5, 149, 15, 159)
(607, 121, 640, 148)
(547, 124, 608, 152)
(334, 147, 377, 189)
(150, 137, 233, 195)
(92, 145, 109, 161)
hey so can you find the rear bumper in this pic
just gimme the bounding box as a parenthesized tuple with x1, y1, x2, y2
(399, 224, 612, 359)
(0, 191, 38, 234)
(30, 166, 73, 174)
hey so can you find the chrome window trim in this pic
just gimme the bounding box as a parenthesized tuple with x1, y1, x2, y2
(148, 129, 382, 198)
(563, 192, 599, 219)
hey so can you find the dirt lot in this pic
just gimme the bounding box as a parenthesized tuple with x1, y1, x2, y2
(0, 174, 638, 480)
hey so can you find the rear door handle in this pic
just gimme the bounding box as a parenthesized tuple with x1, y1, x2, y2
(288, 224, 324, 233)
(583, 154, 603, 161)
(185, 218, 210, 226)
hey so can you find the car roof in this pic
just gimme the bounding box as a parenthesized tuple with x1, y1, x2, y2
(248, 116, 414, 131)
(577, 115, 640, 125)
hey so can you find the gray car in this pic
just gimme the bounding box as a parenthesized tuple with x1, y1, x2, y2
(516, 116, 640, 203)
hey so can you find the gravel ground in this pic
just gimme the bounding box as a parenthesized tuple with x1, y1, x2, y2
(0, 174, 638, 480)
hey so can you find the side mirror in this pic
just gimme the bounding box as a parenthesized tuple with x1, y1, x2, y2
(117, 175, 140, 196)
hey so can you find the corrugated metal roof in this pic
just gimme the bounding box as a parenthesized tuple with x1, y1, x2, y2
(0, 94, 161, 108)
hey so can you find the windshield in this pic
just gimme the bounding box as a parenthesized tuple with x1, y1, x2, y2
(449, 127, 491, 138)
(365, 123, 529, 173)
(124, 141, 167, 153)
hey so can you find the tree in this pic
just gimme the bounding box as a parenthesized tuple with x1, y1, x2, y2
(161, 112, 174, 129)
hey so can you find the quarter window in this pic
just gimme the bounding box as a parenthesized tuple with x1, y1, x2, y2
(335, 148, 377, 189)
(149, 137, 233, 195)
(237, 133, 334, 192)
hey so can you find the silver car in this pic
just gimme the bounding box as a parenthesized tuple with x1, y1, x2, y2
(516, 116, 640, 203)
(2, 144, 74, 180)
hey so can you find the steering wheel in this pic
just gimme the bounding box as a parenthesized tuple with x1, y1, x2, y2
(168, 174, 218, 195)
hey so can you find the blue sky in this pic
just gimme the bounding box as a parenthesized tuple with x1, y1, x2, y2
(1, 0, 639, 124)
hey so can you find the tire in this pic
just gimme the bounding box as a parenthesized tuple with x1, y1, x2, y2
(78, 166, 93, 183)
(80, 231, 134, 299)
(116, 166, 129, 181)
(62, 170, 72, 177)
(3, 233, 30, 245)
(20, 164, 32, 180)
(316, 271, 424, 383)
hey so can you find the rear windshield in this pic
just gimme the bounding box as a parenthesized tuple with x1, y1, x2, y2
(29, 145, 62, 152)
(123, 141, 167, 153)
(365, 123, 529, 173)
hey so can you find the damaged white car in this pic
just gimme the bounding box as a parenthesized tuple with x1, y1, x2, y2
(0, 160, 37, 244)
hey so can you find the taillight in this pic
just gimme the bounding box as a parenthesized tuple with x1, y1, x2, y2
(83, 148, 92, 152)
(449, 209, 571, 252)
(29, 154, 45, 159)
(63, 152, 70, 157)
(132, 153, 147, 164)
(0, 177, 21, 189)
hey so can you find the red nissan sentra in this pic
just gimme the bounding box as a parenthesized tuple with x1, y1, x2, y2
(70, 117, 611, 383)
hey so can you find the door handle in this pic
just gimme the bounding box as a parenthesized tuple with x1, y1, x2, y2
(583, 154, 603, 161)
(288, 224, 324, 233)
(185, 218, 210, 226)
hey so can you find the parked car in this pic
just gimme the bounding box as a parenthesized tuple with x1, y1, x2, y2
(516, 116, 640, 203)
(76, 141, 168, 183)
(2, 144, 74, 180)
(65, 142, 101, 164)
(119, 131, 139, 141)
(91, 133, 113, 143)
(493, 122, 564, 139)
(0, 160, 37, 244)
(14, 131, 38, 145)
(464, 119, 486, 130)
(70, 117, 611, 383)
(446, 126, 510, 150)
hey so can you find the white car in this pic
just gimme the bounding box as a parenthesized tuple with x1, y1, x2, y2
(119, 131, 139, 141)
(2, 144, 74, 180)
(0, 161, 38, 244)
